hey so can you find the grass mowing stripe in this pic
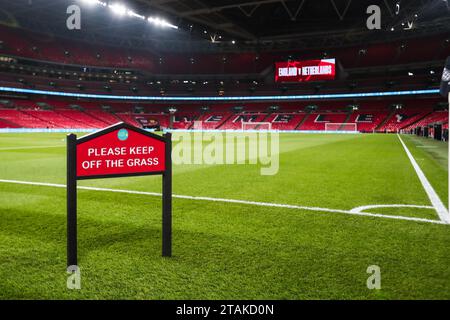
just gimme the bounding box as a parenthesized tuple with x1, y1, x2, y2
(397, 134, 450, 223)
(0, 178, 445, 225)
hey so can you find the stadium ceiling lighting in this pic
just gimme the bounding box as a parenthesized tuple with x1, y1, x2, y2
(80, 1, 178, 28)
(81, 0, 106, 6)
(109, 3, 127, 16)
(128, 10, 145, 20)
(148, 17, 179, 29)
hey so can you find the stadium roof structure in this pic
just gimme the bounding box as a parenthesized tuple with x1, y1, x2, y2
(1, 0, 450, 53)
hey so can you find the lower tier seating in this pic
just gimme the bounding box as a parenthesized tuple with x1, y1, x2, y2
(0, 98, 447, 132)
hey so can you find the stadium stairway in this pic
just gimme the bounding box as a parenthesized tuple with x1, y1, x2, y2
(84, 110, 123, 126)
(375, 109, 396, 132)
(0, 117, 21, 128)
(196, 112, 233, 130)
(253, 113, 275, 130)
(0, 109, 50, 128)
(265, 113, 305, 130)
(216, 114, 235, 130)
(403, 111, 449, 131)
(338, 113, 353, 131)
(383, 111, 432, 133)
(187, 110, 206, 129)
(54, 110, 100, 128)
(299, 113, 348, 131)
(115, 113, 142, 128)
(260, 113, 273, 123)
(398, 112, 433, 131)
(295, 112, 310, 130)
(20, 110, 61, 128)
(185, 114, 202, 130)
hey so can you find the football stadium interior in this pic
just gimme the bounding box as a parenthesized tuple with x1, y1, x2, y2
(0, 0, 450, 300)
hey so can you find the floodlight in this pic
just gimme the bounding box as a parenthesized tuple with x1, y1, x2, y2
(81, 0, 100, 5)
(109, 3, 127, 16)
(81, 0, 106, 6)
(128, 11, 145, 19)
(148, 16, 178, 29)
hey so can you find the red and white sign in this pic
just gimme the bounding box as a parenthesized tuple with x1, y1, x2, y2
(275, 59, 336, 82)
(76, 126, 166, 178)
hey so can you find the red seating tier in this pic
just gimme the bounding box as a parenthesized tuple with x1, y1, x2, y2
(299, 113, 349, 131)
(0, 118, 20, 128)
(0, 98, 447, 132)
(219, 113, 269, 130)
(403, 111, 449, 131)
(0, 109, 51, 128)
(1, 25, 449, 74)
(266, 113, 306, 130)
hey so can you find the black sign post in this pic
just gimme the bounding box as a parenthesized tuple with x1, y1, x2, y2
(67, 133, 77, 267)
(162, 132, 172, 257)
(66, 123, 172, 267)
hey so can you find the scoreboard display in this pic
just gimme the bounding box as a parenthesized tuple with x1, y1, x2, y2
(275, 59, 336, 83)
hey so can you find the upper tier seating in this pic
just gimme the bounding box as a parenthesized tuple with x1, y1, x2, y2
(1, 25, 448, 74)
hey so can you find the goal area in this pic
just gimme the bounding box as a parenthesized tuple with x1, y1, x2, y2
(241, 122, 272, 131)
(325, 123, 358, 132)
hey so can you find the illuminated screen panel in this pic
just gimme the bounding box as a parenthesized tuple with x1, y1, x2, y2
(0, 86, 440, 101)
(275, 59, 336, 83)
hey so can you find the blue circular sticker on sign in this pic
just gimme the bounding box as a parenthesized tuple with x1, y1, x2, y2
(117, 129, 129, 141)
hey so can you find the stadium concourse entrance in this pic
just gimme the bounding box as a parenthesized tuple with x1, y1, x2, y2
(66, 122, 172, 267)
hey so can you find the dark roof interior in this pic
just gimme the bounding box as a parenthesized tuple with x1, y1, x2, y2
(1, 0, 449, 53)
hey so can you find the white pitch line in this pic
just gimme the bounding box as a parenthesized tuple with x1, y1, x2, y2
(0, 145, 64, 151)
(350, 204, 434, 213)
(0, 179, 446, 226)
(397, 134, 450, 224)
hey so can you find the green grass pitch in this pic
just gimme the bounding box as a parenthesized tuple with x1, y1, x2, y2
(0, 132, 448, 299)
